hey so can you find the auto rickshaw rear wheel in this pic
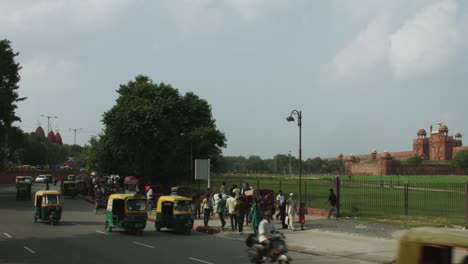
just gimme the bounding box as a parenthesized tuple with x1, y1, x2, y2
(50, 217, 55, 226)
(105, 221, 112, 232)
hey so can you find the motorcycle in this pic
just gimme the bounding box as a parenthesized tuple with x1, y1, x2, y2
(246, 232, 292, 264)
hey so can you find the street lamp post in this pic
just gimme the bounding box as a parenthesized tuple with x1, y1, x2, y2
(286, 110, 302, 204)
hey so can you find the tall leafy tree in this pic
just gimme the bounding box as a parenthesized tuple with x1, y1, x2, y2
(451, 150, 468, 174)
(97, 75, 226, 182)
(0, 39, 25, 168)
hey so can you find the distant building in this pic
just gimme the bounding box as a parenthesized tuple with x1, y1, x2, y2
(413, 123, 462, 160)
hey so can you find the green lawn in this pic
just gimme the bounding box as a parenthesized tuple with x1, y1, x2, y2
(181, 173, 467, 225)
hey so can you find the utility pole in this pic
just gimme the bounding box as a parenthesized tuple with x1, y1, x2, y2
(41, 115, 57, 167)
(69, 128, 83, 145)
(41, 115, 58, 134)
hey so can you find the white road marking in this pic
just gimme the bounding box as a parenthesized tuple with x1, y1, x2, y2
(3, 233, 11, 238)
(24, 246, 36, 254)
(95, 230, 109, 235)
(132, 242, 154, 248)
(189, 257, 215, 264)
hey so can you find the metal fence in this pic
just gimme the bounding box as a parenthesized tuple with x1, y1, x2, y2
(185, 176, 466, 223)
(337, 179, 466, 220)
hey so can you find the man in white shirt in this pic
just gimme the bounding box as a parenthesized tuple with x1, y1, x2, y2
(226, 193, 238, 230)
(258, 216, 277, 257)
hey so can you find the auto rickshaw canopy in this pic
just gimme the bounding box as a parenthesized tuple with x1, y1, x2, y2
(16, 176, 27, 182)
(106, 193, 146, 213)
(157, 195, 192, 214)
(395, 227, 468, 264)
(34, 190, 63, 205)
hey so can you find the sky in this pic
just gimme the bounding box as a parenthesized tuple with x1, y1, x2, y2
(1, 0, 468, 159)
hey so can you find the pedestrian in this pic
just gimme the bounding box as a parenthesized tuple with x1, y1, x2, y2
(248, 196, 262, 234)
(235, 196, 249, 235)
(226, 192, 238, 231)
(285, 193, 298, 231)
(298, 202, 307, 230)
(217, 193, 227, 228)
(220, 182, 226, 196)
(191, 191, 201, 219)
(201, 194, 213, 226)
(232, 184, 240, 199)
(324, 188, 338, 219)
(276, 190, 287, 229)
(146, 186, 154, 212)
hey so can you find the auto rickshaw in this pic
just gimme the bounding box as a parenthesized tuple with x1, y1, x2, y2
(16, 176, 32, 200)
(61, 180, 78, 198)
(155, 195, 194, 235)
(34, 190, 63, 225)
(394, 227, 468, 264)
(105, 194, 147, 235)
(170, 186, 192, 198)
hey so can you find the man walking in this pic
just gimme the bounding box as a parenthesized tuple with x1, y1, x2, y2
(285, 193, 298, 230)
(324, 188, 338, 219)
(201, 194, 213, 226)
(275, 190, 287, 229)
(227, 192, 238, 231)
(217, 193, 227, 228)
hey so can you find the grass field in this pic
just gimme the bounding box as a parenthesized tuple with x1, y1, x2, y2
(182, 173, 468, 226)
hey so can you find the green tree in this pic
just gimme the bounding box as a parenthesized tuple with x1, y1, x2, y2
(93, 75, 226, 182)
(407, 155, 423, 165)
(0, 39, 25, 168)
(451, 150, 468, 174)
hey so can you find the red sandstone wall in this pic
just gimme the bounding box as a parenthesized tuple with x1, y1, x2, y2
(388, 151, 414, 160)
(393, 164, 454, 175)
(350, 164, 379, 176)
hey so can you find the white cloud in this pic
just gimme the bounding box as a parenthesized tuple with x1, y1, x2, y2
(225, 0, 290, 21)
(0, 0, 129, 33)
(225, 0, 267, 21)
(325, 16, 390, 80)
(20, 54, 79, 100)
(158, 0, 224, 34)
(389, 0, 464, 78)
(331, 0, 438, 25)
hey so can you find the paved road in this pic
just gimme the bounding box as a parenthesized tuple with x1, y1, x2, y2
(0, 184, 372, 264)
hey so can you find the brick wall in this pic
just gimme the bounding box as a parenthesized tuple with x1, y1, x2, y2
(350, 163, 379, 175)
(393, 164, 455, 175)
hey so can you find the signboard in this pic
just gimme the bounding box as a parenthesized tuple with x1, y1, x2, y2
(195, 159, 210, 180)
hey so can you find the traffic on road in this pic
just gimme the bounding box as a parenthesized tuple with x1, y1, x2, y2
(0, 183, 376, 264)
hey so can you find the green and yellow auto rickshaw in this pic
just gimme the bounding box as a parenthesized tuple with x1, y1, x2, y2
(394, 227, 468, 264)
(16, 176, 32, 200)
(105, 194, 147, 235)
(34, 190, 63, 225)
(60, 180, 78, 198)
(155, 195, 194, 235)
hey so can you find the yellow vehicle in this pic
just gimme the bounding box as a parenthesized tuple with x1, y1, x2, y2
(105, 194, 147, 235)
(16, 176, 32, 200)
(394, 227, 468, 264)
(155, 195, 193, 235)
(34, 190, 63, 225)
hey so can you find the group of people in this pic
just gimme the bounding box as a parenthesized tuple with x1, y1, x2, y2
(190, 183, 334, 233)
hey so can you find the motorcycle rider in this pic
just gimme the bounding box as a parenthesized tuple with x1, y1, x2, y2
(258, 214, 277, 259)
